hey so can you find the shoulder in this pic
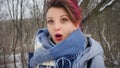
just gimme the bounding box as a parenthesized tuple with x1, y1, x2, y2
(86, 37, 105, 68)
(34, 29, 56, 67)
(34, 37, 43, 50)
(73, 36, 105, 68)
(85, 36, 104, 60)
(90, 54, 106, 68)
(88, 37, 104, 54)
(85, 34, 103, 51)
(34, 28, 48, 50)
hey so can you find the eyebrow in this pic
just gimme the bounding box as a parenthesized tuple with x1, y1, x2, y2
(46, 15, 68, 19)
(46, 17, 53, 20)
(60, 15, 68, 17)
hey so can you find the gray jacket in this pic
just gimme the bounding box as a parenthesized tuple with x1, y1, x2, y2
(72, 37, 106, 68)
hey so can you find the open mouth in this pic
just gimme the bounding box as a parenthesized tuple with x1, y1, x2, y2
(55, 34, 62, 37)
(55, 34, 63, 41)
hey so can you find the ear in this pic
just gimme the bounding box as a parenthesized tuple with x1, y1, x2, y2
(73, 21, 80, 30)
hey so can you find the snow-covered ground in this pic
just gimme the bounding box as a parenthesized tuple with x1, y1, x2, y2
(0, 53, 28, 68)
(0, 62, 22, 68)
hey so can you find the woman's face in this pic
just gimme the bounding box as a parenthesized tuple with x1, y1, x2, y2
(46, 7, 79, 44)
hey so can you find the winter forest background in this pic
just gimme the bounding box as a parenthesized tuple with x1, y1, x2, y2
(0, 0, 120, 68)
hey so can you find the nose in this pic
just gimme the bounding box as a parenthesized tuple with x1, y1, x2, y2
(54, 23, 61, 31)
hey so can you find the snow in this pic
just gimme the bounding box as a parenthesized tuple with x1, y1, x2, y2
(0, 62, 22, 68)
(0, 48, 3, 53)
(87, 0, 102, 14)
(0, 53, 28, 68)
(114, 60, 118, 65)
(78, 0, 83, 6)
(98, 0, 102, 3)
(99, 0, 115, 12)
(101, 24, 111, 51)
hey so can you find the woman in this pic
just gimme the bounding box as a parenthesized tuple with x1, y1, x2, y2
(30, 0, 105, 68)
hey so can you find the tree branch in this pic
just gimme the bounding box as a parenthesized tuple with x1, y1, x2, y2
(81, 0, 116, 24)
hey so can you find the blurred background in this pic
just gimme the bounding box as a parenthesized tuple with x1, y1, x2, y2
(0, 0, 120, 68)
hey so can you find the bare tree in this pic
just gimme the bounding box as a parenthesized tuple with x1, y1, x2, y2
(27, 0, 43, 28)
(0, 0, 119, 68)
(7, 0, 18, 67)
(80, 0, 120, 67)
(80, 0, 115, 24)
(19, 0, 27, 67)
(2, 24, 7, 68)
(7, 0, 26, 67)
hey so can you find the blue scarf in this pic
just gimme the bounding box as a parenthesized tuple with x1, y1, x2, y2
(30, 28, 86, 68)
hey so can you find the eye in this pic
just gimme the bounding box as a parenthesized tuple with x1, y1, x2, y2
(47, 20, 54, 24)
(61, 18, 68, 23)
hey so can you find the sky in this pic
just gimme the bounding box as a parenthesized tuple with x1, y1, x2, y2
(0, 0, 115, 20)
(0, 0, 44, 20)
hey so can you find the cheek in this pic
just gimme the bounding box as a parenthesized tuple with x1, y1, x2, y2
(47, 24, 50, 29)
(47, 25, 53, 32)
(63, 29, 74, 37)
(47, 26, 52, 34)
(65, 26, 76, 33)
(48, 29, 53, 35)
(48, 27, 55, 38)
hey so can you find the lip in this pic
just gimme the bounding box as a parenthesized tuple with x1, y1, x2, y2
(55, 33, 63, 41)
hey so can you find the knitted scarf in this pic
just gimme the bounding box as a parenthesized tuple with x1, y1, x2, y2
(30, 28, 86, 68)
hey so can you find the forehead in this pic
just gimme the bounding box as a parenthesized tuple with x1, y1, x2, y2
(46, 7, 68, 18)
